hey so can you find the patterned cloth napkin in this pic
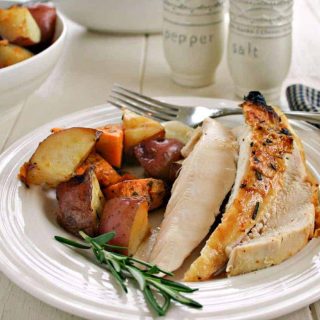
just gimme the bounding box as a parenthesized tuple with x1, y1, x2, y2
(286, 84, 320, 112)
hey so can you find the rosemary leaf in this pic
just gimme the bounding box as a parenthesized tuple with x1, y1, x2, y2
(79, 230, 91, 242)
(148, 279, 202, 309)
(161, 292, 171, 315)
(145, 266, 160, 275)
(252, 202, 260, 220)
(154, 267, 174, 277)
(91, 231, 116, 246)
(126, 265, 146, 291)
(92, 246, 105, 264)
(129, 257, 173, 276)
(55, 231, 201, 316)
(109, 258, 121, 273)
(144, 285, 166, 316)
(54, 236, 91, 249)
(106, 260, 128, 293)
(128, 256, 155, 268)
(155, 277, 198, 293)
(106, 251, 128, 261)
(104, 244, 127, 250)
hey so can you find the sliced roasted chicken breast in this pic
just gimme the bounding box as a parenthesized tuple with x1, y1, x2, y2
(149, 118, 237, 272)
(184, 91, 319, 281)
(227, 140, 315, 275)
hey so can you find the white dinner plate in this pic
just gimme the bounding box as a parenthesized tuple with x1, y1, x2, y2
(0, 97, 320, 320)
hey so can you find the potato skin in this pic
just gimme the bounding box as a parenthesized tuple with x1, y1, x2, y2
(168, 160, 183, 182)
(98, 197, 149, 256)
(56, 169, 104, 237)
(134, 138, 184, 181)
(28, 4, 56, 44)
(104, 178, 166, 211)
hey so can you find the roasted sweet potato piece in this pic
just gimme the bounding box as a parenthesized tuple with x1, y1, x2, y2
(24, 127, 100, 187)
(96, 124, 123, 168)
(56, 168, 105, 237)
(76, 152, 121, 188)
(98, 197, 150, 256)
(134, 138, 184, 181)
(104, 178, 166, 211)
(118, 172, 137, 182)
(50, 127, 63, 134)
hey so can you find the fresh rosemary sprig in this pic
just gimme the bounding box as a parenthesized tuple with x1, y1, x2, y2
(55, 231, 202, 316)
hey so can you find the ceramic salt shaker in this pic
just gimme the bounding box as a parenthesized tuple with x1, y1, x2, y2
(163, 0, 226, 88)
(227, 0, 293, 104)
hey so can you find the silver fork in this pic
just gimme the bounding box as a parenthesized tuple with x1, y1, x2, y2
(108, 84, 320, 127)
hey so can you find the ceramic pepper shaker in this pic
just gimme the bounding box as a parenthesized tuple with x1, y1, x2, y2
(163, 0, 226, 88)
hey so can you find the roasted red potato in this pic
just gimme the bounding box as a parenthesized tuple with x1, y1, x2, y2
(104, 178, 166, 211)
(56, 168, 105, 237)
(0, 40, 33, 68)
(76, 152, 121, 188)
(98, 197, 150, 256)
(96, 124, 123, 168)
(0, 6, 41, 46)
(28, 4, 57, 44)
(122, 109, 165, 155)
(134, 138, 184, 181)
(168, 159, 183, 182)
(24, 127, 100, 187)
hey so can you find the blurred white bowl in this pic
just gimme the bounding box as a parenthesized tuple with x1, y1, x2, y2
(0, 13, 67, 110)
(54, 0, 162, 34)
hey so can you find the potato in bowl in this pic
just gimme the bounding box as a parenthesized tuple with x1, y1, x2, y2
(0, 4, 66, 109)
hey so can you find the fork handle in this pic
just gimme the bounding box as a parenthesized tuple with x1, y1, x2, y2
(283, 111, 320, 125)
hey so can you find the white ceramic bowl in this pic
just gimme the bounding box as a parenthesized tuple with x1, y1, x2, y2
(54, 0, 162, 34)
(0, 14, 67, 110)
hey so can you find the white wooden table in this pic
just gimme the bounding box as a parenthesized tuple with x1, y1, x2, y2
(0, 1, 319, 319)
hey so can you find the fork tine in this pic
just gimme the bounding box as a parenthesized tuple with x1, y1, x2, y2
(112, 88, 177, 117)
(107, 99, 167, 123)
(113, 84, 179, 111)
(107, 99, 151, 118)
(107, 99, 124, 111)
(110, 94, 175, 121)
(110, 95, 174, 122)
